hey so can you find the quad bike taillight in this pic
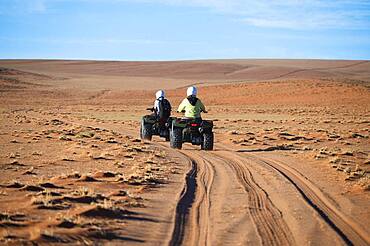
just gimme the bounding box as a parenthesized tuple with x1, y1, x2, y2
(190, 123, 199, 127)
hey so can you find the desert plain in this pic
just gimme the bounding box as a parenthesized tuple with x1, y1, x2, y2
(0, 59, 369, 245)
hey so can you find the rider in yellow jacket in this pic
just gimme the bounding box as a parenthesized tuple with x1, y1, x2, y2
(177, 86, 207, 119)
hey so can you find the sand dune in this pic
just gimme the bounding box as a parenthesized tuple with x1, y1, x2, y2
(0, 59, 369, 90)
(0, 59, 369, 245)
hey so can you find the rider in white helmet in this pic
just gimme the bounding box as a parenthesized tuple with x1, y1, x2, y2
(154, 90, 164, 114)
(177, 86, 207, 119)
(153, 90, 171, 121)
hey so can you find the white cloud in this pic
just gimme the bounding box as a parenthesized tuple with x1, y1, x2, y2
(3, 0, 370, 29)
(125, 0, 370, 29)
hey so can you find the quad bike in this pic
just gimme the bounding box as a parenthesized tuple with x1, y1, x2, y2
(170, 116, 214, 150)
(140, 108, 172, 141)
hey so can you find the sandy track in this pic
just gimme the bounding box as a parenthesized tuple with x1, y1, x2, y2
(242, 153, 370, 246)
(161, 142, 369, 246)
(212, 152, 295, 246)
(187, 156, 215, 246)
(168, 151, 215, 246)
(166, 147, 294, 245)
(169, 158, 197, 246)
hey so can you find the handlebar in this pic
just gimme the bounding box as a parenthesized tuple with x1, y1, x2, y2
(146, 107, 154, 112)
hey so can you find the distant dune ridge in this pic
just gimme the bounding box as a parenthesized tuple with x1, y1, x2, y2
(0, 59, 369, 90)
(0, 59, 369, 107)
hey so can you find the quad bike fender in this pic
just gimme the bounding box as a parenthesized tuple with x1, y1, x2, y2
(171, 118, 187, 128)
(142, 115, 156, 124)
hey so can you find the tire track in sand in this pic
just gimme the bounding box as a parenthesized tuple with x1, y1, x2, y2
(242, 154, 370, 246)
(169, 159, 197, 246)
(187, 154, 215, 246)
(169, 147, 294, 246)
(212, 152, 295, 246)
(218, 141, 369, 246)
(169, 152, 216, 246)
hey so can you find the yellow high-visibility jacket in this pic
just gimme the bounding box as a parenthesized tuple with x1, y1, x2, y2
(177, 97, 206, 118)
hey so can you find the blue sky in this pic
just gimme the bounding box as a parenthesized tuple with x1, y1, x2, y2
(0, 0, 370, 60)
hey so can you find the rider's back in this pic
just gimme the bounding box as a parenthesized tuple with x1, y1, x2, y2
(178, 96, 205, 118)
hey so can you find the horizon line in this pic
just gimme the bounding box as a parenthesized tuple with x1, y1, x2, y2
(1, 58, 369, 62)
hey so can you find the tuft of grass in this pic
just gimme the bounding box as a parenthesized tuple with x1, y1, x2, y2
(76, 131, 94, 138)
(73, 186, 94, 196)
(31, 192, 53, 206)
(99, 199, 114, 209)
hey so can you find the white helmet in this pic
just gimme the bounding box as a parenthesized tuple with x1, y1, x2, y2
(156, 90, 164, 99)
(187, 86, 197, 96)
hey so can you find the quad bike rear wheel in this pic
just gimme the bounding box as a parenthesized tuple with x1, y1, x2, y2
(202, 132, 214, 150)
(170, 128, 183, 149)
(141, 122, 152, 141)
